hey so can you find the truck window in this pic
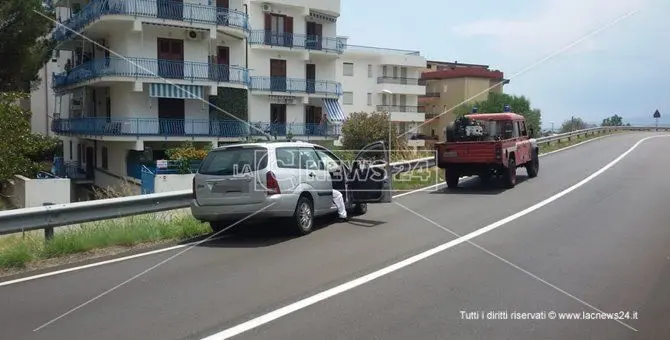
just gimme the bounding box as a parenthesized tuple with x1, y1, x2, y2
(519, 121, 527, 136)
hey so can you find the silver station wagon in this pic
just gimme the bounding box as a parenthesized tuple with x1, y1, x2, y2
(191, 140, 392, 235)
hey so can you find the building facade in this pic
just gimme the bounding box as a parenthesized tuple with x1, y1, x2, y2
(419, 61, 508, 139)
(338, 45, 426, 142)
(31, 0, 427, 191)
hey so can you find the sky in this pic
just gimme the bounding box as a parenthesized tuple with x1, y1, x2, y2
(337, 0, 670, 128)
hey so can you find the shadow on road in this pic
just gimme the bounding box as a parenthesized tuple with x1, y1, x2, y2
(192, 214, 386, 249)
(431, 174, 530, 195)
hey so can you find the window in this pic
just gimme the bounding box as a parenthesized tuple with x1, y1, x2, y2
(199, 146, 269, 175)
(101, 146, 108, 169)
(343, 62, 354, 76)
(315, 149, 341, 170)
(367, 64, 372, 77)
(343, 92, 354, 105)
(298, 148, 322, 170)
(275, 147, 322, 170)
(367, 93, 372, 106)
(519, 121, 528, 136)
(69, 140, 73, 160)
(275, 147, 300, 169)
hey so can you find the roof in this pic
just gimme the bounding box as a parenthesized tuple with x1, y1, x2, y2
(421, 67, 504, 80)
(426, 60, 490, 69)
(465, 113, 526, 121)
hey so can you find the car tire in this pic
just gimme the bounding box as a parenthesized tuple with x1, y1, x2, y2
(526, 148, 539, 178)
(291, 196, 314, 235)
(446, 168, 460, 189)
(503, 156, 517, 188)
(352, 203, 367, 216)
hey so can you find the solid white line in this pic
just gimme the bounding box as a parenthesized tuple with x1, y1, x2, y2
(199, 134, 668, 340)
(0, 131, 630, 287)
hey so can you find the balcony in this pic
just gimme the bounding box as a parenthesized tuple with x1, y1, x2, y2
(378, 77, 421, 85)
(248, 30, 346, 54)
(51, 117, 341, 138)
(376, 105, 425, 122)
(376, 105, 425, 113)
(377, 76, 425, 96)
(52, 57, 249, 89)
(249, 77, 342, 96)
(52, 0, 249, 41)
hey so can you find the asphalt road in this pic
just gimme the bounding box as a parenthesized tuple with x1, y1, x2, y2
(1, 132, 669, 340)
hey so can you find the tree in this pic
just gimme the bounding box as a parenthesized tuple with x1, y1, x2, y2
(0, 92, 60, 182)
(601, 114, 623, 126)
(0, 0, 56, 92)
(454, 92, 542, 135)
(559, 116, 588, 133)
(340, 112, 413, 160)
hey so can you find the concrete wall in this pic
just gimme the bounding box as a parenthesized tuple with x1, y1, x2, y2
(154, 174, 195, 193)
(10, 175, 71, 209)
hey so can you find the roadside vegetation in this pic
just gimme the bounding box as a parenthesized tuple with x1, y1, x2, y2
(0, 212, 209, 271)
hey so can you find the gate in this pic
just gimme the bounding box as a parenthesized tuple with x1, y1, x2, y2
(141, 165, 156, 194)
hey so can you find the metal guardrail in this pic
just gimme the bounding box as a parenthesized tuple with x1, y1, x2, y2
(0, 126, 667, 237)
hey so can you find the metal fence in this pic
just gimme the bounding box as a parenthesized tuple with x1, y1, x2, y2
(0, 126, 666, 238)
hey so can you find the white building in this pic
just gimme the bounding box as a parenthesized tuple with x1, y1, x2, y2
(31, 0, 427, 191)
(338, 45, 426, 142)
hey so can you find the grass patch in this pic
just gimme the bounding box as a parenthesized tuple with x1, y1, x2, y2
(0, 211, 211, 270)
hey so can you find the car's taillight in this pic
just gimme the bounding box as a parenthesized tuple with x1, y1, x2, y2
(192, 177, 196, 199)
(266, 171, 281, 195)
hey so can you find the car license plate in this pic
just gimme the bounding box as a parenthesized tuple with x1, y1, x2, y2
(443, 151, 457, 157)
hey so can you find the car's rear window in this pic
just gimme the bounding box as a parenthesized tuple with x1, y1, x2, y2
(199, 146, 268, 176)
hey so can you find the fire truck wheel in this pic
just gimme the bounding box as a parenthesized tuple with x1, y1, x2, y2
(526, 149, 539, 178)
(446, 168, 460, 188)
(503, 157, 517, 188)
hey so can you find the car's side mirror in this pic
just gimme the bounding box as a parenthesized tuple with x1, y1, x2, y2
(529, 128, 535, 138)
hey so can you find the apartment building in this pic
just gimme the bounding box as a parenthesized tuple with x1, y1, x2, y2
(419, 61, 508, 138)
(338, 45, 427, 144)
(36, 0, 347, 190)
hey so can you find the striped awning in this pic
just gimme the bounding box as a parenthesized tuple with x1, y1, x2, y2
(149, 83, 203, 99)
(323, 98, 346, 122)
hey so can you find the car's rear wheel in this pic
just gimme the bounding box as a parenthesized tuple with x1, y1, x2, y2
(526, 149, 539, 178)
(503, 157, 517, 188)
(291, 196, 314, 235)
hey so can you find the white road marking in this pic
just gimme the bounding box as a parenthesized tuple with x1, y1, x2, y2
(199, 134, 668, 340)
(0, 131, 635, 287)
(0, 236, 226, 288)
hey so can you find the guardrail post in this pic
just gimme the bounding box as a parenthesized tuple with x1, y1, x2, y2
(43, 202, 54, 240)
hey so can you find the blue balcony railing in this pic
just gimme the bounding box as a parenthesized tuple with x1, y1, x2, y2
(249, 30, 346, 54)
(249, 76, 342, 95)
(53, 0, 249, 41)
(51, 117, 342, 138)
(52, 57, 249, 88)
